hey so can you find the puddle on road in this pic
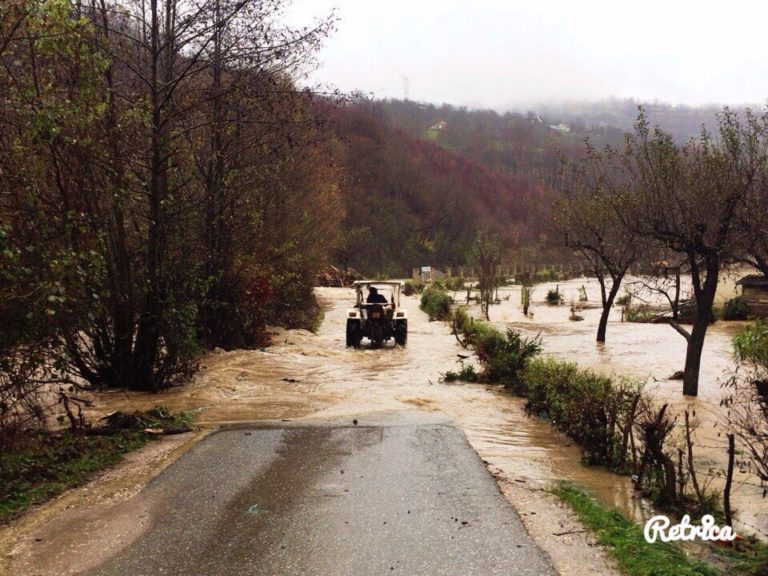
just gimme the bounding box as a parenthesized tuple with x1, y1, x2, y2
(87, 283, 767, 538)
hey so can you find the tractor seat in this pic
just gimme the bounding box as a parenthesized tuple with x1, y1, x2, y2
(366, 303, 385, 320)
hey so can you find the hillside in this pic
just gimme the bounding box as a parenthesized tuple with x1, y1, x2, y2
(369, 99, 621, 186)
(327, 98, 750, 276)
(326, 102, 553, 276)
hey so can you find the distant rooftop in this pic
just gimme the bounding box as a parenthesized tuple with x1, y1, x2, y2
(737, 274, 768, 288)
(429, 120, 448, 131)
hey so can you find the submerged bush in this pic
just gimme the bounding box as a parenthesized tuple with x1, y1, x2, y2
(522, 357, 644, 467)
(403, 280, 425, 296)
(474, 328, 542, 391)
(624, 303, 653, 323)
(442, 364, 480, 383)
(420, 286, 453, 320)
(722, 295, 749, 320)
(546, 288, 563, 305)
(443, 276, 466, 291)
(452, 307, 497, 346)
(449, 309, 541, 389)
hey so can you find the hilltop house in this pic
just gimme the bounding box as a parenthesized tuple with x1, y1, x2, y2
(737, 275, 768, 317)
(429, 120, 448, 131)
(549, 123, 570, 133)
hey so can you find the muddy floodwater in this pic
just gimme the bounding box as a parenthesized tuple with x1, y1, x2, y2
(88, 279, 767, 539)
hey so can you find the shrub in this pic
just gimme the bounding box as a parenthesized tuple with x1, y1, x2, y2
(443, 277, 466, 291)
(722, 295, 749, 320)
(547, 288, 563, 306)
(403, 280, 425, 296)
(474, 328, 542, 391)
(522, 358, 644, 467)
(450, 311, 541, 390)
(624, 303, 652, 322)
(733, 319, 768, 367)
(725, 321, 768, 485)
(453, 307, 498, 346)
(546, 288, 563, 305)
(420, 286, 453, 321)
(535, 269, 559, 282)
(442, 364, 480, 383)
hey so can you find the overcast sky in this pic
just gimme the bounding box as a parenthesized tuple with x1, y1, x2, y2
(282, 0, 768, 110)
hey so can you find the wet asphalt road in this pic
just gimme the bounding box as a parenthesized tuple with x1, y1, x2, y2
(84, 417, 557, 576)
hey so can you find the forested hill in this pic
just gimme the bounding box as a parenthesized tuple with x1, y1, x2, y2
(366, 99, 620, 188)
(327, 98, 748, 276)
(535, 99, 736, 141)
(369, 98, 751, 176)
(326, 102, 553, 277)
(326, 98, 626, 276)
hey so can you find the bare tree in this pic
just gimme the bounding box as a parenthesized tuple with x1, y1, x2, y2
(558, 144, 640, 343)
(621, 109, 768, 396)
(470, 231, 501, 320)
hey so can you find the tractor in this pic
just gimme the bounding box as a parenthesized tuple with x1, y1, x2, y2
(346, 281, 407, 348)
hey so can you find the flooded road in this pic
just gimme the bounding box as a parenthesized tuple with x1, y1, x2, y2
(87, 282, 767, 539)
(77, 421, 557, 576)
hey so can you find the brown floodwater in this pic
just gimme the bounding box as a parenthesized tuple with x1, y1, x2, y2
(87, 280, 767, 538)
(480, 275, 765, 537)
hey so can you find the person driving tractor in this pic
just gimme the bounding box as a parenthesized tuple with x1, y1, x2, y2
(366, 286, 388, 305)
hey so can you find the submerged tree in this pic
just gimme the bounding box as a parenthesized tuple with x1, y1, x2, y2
(470, 231, 501, 320)
(557, 144, 640, 343)
(621, 109, 768, 396)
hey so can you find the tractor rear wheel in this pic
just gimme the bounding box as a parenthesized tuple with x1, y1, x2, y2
(395, 321, 408, 346)
(346, 320, 361, 348)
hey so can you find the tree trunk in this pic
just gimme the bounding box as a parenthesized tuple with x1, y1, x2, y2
(97, 0, 135, 388)
(724, 433, 735, 527)
(131, 0, 169, 392)
(596, 272, 624, 343)
(682, 257, 719, 396)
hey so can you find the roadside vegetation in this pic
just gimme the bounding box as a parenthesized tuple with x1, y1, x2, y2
(555, 481, 768, 576)
(553, 482, 719, 576)
(442, 365, 479, 383)
(1, 406, 192, 523)
(427, 283, 768, 566)
(420, 287, 454, 321)
(0, 0, 337, 453)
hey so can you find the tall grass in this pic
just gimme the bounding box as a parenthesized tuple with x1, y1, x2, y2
(553, 482, 720, 576)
